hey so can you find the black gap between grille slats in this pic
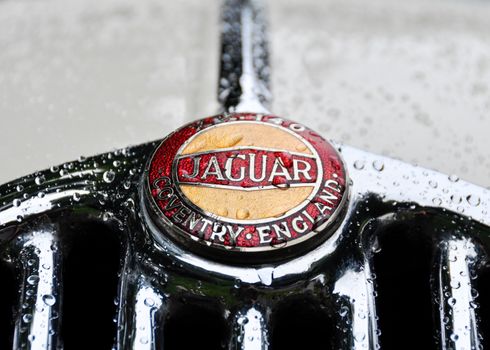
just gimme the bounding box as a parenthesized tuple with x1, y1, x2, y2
(0, 260, 15, 349)
(271, 297, 334, 350)
(164, 300, 227, 350)
(373, 222, 435, 350)
(60, 222, 121, 350)
(475, 262, 490, 348)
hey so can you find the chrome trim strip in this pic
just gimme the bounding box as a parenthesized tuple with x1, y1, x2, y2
(116, 268, 167, 350)
(433, 236, 483, 350)
(333, 260, 380, 349)
(219, 0, 270, 113)
(229, 306, 269, 350)
(12, 222, 62, 350)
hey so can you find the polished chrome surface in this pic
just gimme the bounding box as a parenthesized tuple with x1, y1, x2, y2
(10, 222, 62, 350)
(1, 135, 489, 349)
(1, 0, 490, 349)
(219, 0, 270, 113)
(432, 236, 484, 349)
(230, 306, 269, 350)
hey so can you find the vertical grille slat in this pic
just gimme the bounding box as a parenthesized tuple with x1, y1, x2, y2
(116, 273, 167, 350)
(229, 306, 269, 350)
(12, 222, 62, 350)
(333, 263, 380, 350)
(219, 0, 270, 113)
(433, 236, 483, 349)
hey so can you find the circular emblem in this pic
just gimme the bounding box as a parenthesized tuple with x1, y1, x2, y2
(145, 113, 348, 262)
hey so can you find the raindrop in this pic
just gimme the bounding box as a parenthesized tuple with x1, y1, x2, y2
(27, 275, 39, 285)
(429, 180, 438, 188)
(257, 267, 274, 286)
(42, 294, 56, 306)
(23, 314, 32, 323)
(372, 160, 384, 171)
(466, 195, 480, 207)
(16, 185, 24, 192)
(450, 195, 462, 204)
(103, 170, 116, 183)
(432, 197, 442, 206)
(450, 281, 461, 289)
(236, 209, 250, 220)
(354, 331, 366, 342)
(72, 193, 81, 202)
(353, 160, 365, 170)
(13, 199, 21, 207)
(339, 305, 349, 317)
(102, 212, 113, 221)
(449, 174, 459, 182)
(447, 297, 457, 307)
(144, 297, 155, 307)
(35, 176, 45, 185)
(237, 316, 249, 325)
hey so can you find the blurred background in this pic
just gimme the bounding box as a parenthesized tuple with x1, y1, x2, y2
(0, 0, 489, 186)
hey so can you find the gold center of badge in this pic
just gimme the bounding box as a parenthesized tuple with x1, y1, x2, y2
(175, 122, 318, 221)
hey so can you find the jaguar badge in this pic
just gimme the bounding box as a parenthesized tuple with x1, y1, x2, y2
(145, 113, 348, 262)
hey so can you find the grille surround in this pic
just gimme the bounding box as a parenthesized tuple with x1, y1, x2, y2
(1, 141, 489, 349)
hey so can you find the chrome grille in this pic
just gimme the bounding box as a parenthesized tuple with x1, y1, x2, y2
(1, 1, 490, 350)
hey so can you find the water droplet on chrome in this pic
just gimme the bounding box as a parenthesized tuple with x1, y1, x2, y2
(353, 160, 365, 170)
(466, 194, 480, 207)
(42, 294, 56, 306)
(339, 305, 349, 317)
(103, 170, 116, 183)
(372, 160, 384, 171)
(35, 176, 45, 185)
(449, 174, 459, 182)
(450, 194, 462, 204)
(432, 197, 442, 206)
(144, 298, 155, 307)
(237, 316, 249, 325)
(27, 275, 39, 285)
